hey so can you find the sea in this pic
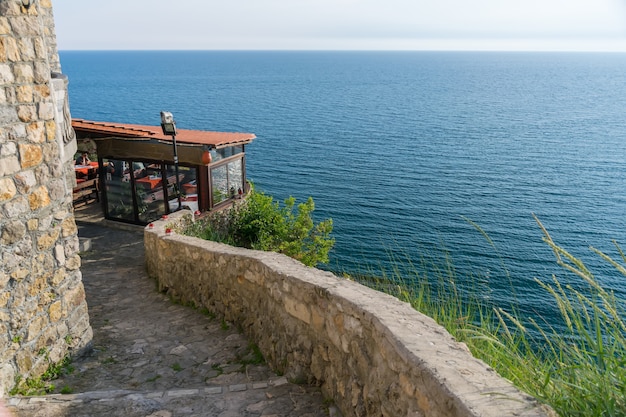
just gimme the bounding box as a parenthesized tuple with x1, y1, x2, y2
(59, 50, 626, 321)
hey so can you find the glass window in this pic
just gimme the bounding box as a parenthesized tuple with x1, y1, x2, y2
(102, 158, 200, 223)
(212, 164, 228, 205)
(228, 159, 243, 197)
(136, 163, 166, 223)
(166, 165, 198, 213)
(211, 158, 244, 207)
(103, 158, 134, 221)
(211, 146, 243, 162)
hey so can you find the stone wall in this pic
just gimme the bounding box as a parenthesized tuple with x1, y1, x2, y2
(145, 211, 553, 417)
(0, 0, 91, 394)
(34, 0, 60, 74)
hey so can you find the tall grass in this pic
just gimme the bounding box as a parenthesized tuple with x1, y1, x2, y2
(352, 217, 626, 417)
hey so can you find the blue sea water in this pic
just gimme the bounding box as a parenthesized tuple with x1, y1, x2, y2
(60, 50, 626, 318)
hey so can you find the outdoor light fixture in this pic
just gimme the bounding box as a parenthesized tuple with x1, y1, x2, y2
(160, 111, 182, 212)
(160, 111, 177, 136)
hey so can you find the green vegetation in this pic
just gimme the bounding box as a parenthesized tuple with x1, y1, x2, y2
(237, 343, 265, 367)
(10, 375, 54, 396)
(354, 217, 625, 417)
(146, 374, 162, 383)
(10, 355, 74, 396)
(171, 363, 183, 372)
(199, 307, 216, 319)
(210, 363, 224, 377)
(181, 184, 623, 415)
(184, 188, 334, 267)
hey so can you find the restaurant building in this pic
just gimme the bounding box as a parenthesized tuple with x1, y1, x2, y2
(72, 119, 256, 225)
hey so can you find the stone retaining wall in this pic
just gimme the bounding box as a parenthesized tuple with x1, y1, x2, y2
(145, 211, 553, 417)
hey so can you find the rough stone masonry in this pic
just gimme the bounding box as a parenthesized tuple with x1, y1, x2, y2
(146, 211, 555, 417)
(0, 0, 91, 394)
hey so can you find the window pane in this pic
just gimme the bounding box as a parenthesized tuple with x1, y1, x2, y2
(211, 158, 244, 206)
(227, 159, 243, 197)
(211, 164, 228, 205)
(170, 166, 198, 212)
(212, 146, 242, 162)
(166, 165, 198, 212)
(137, 163, 166, 223)
(104, 158, 134, 221)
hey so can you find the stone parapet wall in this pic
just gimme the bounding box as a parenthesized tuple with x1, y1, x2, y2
(0, 0, 91, 394)
(145, 212, 553, 417)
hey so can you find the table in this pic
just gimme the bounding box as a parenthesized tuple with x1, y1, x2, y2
(74, 162, 99, 178)
(135, 175, 163, 190)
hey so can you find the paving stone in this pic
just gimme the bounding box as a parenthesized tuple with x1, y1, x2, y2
(6, 398, 22, 406)
(168, 345, 188, 356)
(146, 411, 172, 417)
(204, 386, 222, 395)
(221, 364, 242, 374)
(228, 384, 248, 392)
(8, 213, 333, 417)
(166, 389, 199, 397)
(271, 377, 289, 386)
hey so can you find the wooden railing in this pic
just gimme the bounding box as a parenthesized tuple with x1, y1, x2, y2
(73, 177, 99, 206)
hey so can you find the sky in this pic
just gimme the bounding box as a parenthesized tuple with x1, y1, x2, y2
(52, 0, 626, 51)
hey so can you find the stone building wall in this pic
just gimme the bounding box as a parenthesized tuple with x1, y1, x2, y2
(145, 211, 554, 417)
(34, 0, 60, 74)
(0, 0, 91, 394)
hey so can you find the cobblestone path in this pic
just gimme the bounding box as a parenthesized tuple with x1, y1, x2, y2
(8, 220, 334, 417)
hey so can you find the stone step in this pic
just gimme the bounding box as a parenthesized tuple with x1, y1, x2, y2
(7, 377, 339, 417)
(78, 237, 91, 252)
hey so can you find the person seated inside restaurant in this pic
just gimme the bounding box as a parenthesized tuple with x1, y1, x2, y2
(131, 162, 147, 179)
(112, 161, 147, 182)
(75, 152, 91, 166)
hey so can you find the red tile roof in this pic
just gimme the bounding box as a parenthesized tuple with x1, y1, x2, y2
(72, 119, 256, 148)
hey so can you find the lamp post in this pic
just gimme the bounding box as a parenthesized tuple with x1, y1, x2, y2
(160, 111, 181, 211)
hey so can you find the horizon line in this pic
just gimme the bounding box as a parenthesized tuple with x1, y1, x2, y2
(58, 48, 626, 53)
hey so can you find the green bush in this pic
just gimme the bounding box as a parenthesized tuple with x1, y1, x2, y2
(184, 189, 334, 267)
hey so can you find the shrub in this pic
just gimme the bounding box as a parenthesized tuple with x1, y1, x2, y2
(184, 189, 334, 267)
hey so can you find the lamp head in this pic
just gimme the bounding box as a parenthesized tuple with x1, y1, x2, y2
(160, 111, 177, 136)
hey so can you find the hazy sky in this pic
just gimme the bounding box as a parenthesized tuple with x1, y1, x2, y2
(52, 0, 626, 51)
